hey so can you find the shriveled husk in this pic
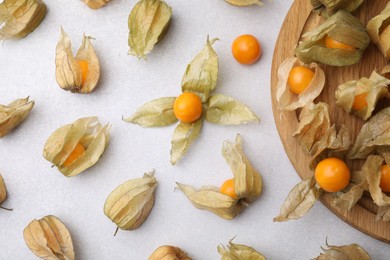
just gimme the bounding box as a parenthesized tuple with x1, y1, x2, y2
(177, 134, 262, 220)
(23, 215, 75, 260)
(0, 97, 34, 138)
(81, 0, 110, 9)
(367, 2, 390, 59)
(295, 10, 370, 66)
(0, 0, 47, 40)
(43, 117, 110, 177)
(336, 71, 390, 120)
(313, 242, 371, 260)
(276, 57, 325, 111)
(311, 0, 364, 18)
(293, 102, 330, 154)
(348, 107, 390, 159)
(218, 239, 265, 260)
(148, 245, 192, 260)
(55, 28, 100, 93)
(104, 172, 157, 231)
(128, 0, 172, 59)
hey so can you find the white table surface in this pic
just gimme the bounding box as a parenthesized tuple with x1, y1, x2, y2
(1, 0, 390, 259)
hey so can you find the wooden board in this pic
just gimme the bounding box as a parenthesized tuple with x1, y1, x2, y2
(270, 0, 390, 243)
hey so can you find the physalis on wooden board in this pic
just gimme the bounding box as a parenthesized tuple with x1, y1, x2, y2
(0, 97, 34, 138)
(367, 2, 390, 60)
(81, 0, 110, 9)
(124, 37, 259, 165)
(0, 174, 12, 211)
(310, 0, 364, 18)
(104, 172, 157, 234)
(218, 239, 265, 260)
(128, 0, 172, 59)
(24, 215, 75, 260)
(295, 10, 370, 66)
(148, 245, 192, 260)
(335, 71, 390, 120)
(0, 0, 47, 40)
(43, 117, 110, 177)
(55, 28, 100, 94)
(176, 134, 262, 220)
(313, 241, 371, 260)
(276, 57, 325, 111)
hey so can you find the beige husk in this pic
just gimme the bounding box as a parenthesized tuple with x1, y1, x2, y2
(0, 174, 7, 206)
(218, 239, 265, 260)
(310, 0, 364, 18)
(293, 102, 330, 154)
(55, 28, 100, 93)
(81, 0, 110, 9)
(104, 172, 157, 231)
(335, 71, 390, 120)
(224, 0, 264, 7)
(128, 0, 172, 59)
(23, 215, 75, 260)
(176, 134, 262, 219)
(313, 242, 371, 260)
(43, 117, 110, 177)
(367, 2, 390, 59)
(148, 245, 192, 260)
(0, 97, 34, 138)
(0, 0, 47, 40)
(295, 10, 370, 66)
(276, 57, 325, 111)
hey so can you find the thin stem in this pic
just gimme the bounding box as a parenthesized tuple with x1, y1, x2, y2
(114, 227, 119, 236)
(0, 206, 13, 211)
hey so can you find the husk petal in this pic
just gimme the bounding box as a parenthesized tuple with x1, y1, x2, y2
(311, 0, 364, 18)
(149, 245, 192, 260)
(224, 0, 264, 7)
(81, 0, 110, 9)
(218, 239, 265, 260)
(0, 97, 34, 138)
(314, 242, 371, 260)
(367, 2, 390, 59)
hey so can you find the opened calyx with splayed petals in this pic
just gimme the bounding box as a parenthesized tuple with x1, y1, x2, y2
(177, 134, 262, 219)
(81, 0, 110, 9)
(276, 57, 325, 111)
(23, 215, 75, 260)
(218, 239, 265, 260)
(313, 242, 371, 260)
(0, 97, 34, 138)
(128, 0, 172, 59)
(55, 28, 100, 93)
(149, 245, 192, 260)
(310, 0, 364, 17)
(124, 37, 259, 165)
(43, 117, 110, 177)
(336, 71, 390, 120)
(367, 2, 390, 59)
(0, 0, 47, 40)
(104, 172, 157, 231)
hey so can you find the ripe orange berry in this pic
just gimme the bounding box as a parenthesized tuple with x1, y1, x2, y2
(325, 36, 356, 50)
(287, 66, 315, 95)
(77, 60, 89, 84)
(315, 157, 350, 192)
(220, 179, 237, 199)
(173, 93, 202, 123)
(380, 164, 390, 193)
(231, 34, 262, 65)
(63, 143, 86, 167)
(352, 93, 368, 111)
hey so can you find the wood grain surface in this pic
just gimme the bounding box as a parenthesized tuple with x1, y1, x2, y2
(271, 0, 390, 243)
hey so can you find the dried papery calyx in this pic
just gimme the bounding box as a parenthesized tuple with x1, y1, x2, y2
(276, 57, 325, 111)
(148, 245, 192, 260)
(128, 0, 172, 59)
(43, 117, 110, 177)
(104, 172, 157, 233)
(0, 0, 47, 40)
(23, 215, 75, 260)
(0, 174, 12, 211)
(55, 28, 100, 93)
(295, 10, 370, 66)
(176, 134, 262, 220)
(0, 97, 34, 138)
(336, 71, 390, 120)
(81, 0, 110, 9)
(218, 239, 265, 260)
(367, 2, 390, 60)
(311, 0, 364, 18)
(224, 0, 267, 7)
(313, 241, 371, 260)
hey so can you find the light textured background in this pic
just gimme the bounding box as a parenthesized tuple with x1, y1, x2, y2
(1, 0, 390, 259)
